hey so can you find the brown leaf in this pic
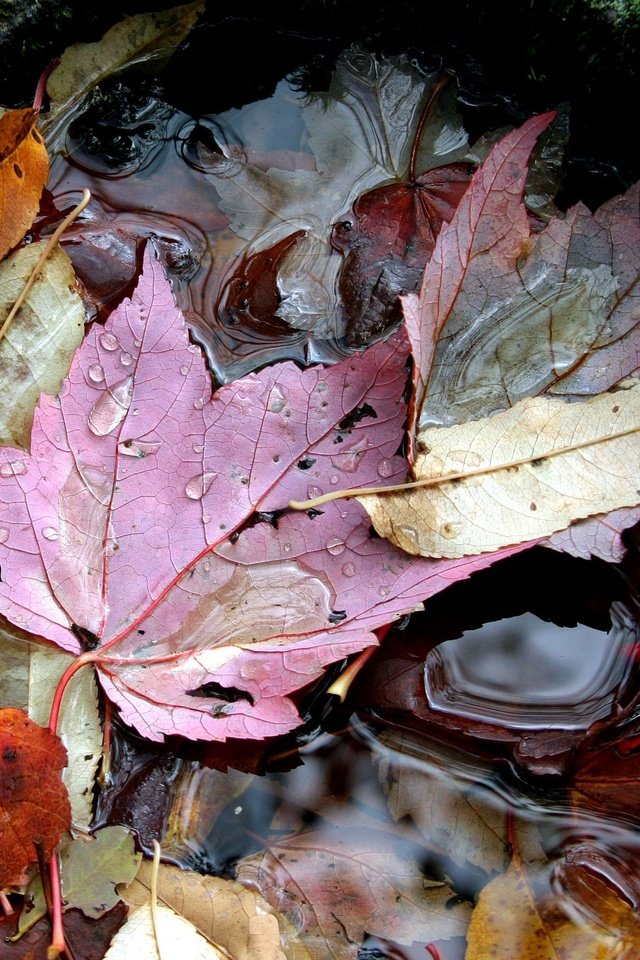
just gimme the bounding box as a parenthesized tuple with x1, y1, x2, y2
(0, 903, 127, 960)
(0, 708, 70, 888)
(465, 859, 632, 959)
(121, 860, 310, 960)
(0, 109, 48, 260)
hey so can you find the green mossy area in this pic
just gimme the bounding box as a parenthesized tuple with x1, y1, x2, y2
(0, 0, 638, 203)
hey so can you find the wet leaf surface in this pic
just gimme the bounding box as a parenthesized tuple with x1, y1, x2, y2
(0, 708, 70, 887)
(0, 903, 128, 960)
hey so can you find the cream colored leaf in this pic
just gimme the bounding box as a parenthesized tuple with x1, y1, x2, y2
(0, 624, 101, 828)
(41, 1, 205, 151)
(0, 242, 84, 449)
(121, 861, 311, 960)
(359, 382, 640, 558)
(104, 902, 228, 960)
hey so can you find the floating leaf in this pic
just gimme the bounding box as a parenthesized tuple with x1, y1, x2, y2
(0, 108, 48, 260)
(358, 382, 640, 558)
(0, 241, 85, 448)
(0, 707, 70, 887)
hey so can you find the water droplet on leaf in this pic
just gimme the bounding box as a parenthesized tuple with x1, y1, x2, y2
(326, 536, 346, 556)
(185, 471, 217, 499)
(268, 384, 288, 413)
(42, 526, 59, 541)
(120, 352, 134, 367)
(377, 458, 394, 478)
(88, 364, 105, 383)
(0, 528, 9, 543)
(99, 332, 119, 351)
(342, 562, 356, 577)
(0, 460, 27, 477)
(88, 377, 134, 436)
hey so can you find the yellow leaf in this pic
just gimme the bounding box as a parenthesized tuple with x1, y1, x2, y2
(0, 108, 48, 259)
(358, 383, 640, 558)
(465, 859, 634, 959)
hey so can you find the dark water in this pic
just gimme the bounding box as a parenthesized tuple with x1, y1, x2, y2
(38, 32, 640, 958)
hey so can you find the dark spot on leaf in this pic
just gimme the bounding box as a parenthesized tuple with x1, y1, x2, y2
(338, 403, 378, 432)
(31, 129, 43, 144)
(138, 629, 145, 635)
(612, 405, 620, 413)
(297, 457, 316, 470)
(531, 458, 545, 467)
(368, 525, 381, 539)
(71, 624, 100, 651)
(13, 163, 23, 178)
(530, 502, 537, 511)
(186, 681, 254, 706)
(328, 610, 347, 624)
(306, 508, 323, 519)
(3, 748, 17, 762)
(229, 531, 240, 544)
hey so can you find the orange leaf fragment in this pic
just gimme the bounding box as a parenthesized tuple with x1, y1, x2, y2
(0, 109, 49, 260)
(0, 708, 70, 888)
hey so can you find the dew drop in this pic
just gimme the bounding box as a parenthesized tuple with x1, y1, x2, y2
(0, 460, 27, 477)
(134, 339, 142, 348)
(42, 526, 59, 541)
(120, 352, 134, 367)
(193, 396, 205, 410)
(192, 444, 204, 454)
(88, 363, 105, 383)
(268, 384, 288, 414)
(329, 474, 339, 485)
(204, 561, 211, 572)
(185, 471, 218, 500)
(326, 536, 346, 556)
(99, 332, 119, 351)
(88, 377, 134, 436)
(377, 458, 394, 478)
(307, 485, 322, 500)
(180, 365, 189, 375)
(378, 585, 390, 597)
(202, 514, 211, 524)
(0, 528, 9, 544)
(342, 562, 356, 577)
(283, 542, 292, 553)
(398, 525, 420, 550)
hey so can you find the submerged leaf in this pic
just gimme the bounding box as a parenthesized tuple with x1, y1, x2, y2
(122, 860, 311, 960)
(359, 383, 640, 558)
(237, 825, 471, 960)
(41, 1, 206, 151)
(0, 242, 85, 449)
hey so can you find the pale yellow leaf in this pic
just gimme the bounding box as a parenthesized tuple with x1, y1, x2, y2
(359, 382, 640, 558)
(0, 623, 101, 828)
(41, 1, 206, 150)
(104, 902, 227, 960)
(0, 242, 84, 449)
(121, 861, 311, 960)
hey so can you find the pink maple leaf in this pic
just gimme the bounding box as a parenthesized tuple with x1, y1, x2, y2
(0, 250, 521, 742)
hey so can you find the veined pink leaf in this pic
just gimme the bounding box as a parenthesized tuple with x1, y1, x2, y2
(0, 250, 523, 741)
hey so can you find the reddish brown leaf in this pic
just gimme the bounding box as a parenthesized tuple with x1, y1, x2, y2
(0, 110, 49, 260)
(0, 903, 127, 960)
(332, 163, 473, 345)
(0, 708, 70, 888)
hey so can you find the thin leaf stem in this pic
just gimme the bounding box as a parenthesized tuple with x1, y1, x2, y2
(33, 59, 60, 112)
(0, 189, 91, 346)
(150, 841, 164, 960)
(288, 421, 640, 511)
(48, 651, 100, 735)
(47, 853, 65, 959)
(408, 75, 450, 182)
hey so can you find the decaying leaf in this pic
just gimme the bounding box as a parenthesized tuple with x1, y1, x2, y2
(0, 707, 70, 888)
(0, 622, 101, 829)
(206, 48, 471, 338)
(358, 381, 640, 558)
(0, 248, 522, 742)
(61, 826, 141, 918)
(0, 241, 85, 448)
(122, 860, 311, 960)
(465, 857, 634, 959)
(104, 902, 227, 960)
(0, 108, 48, 260)
(41, 1, 206, 151)
(236, 824, 471, 960)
